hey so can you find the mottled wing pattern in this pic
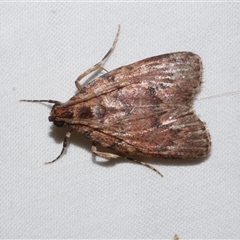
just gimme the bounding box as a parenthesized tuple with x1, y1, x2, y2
(69, 52, 211, 159)
(69, 52, 202, 105)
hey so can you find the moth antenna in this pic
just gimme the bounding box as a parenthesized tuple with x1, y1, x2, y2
(127, 157, 163, 177)
(45, 130, 72, 164)
(20, 99, 61, 104)
(101, 24, 120, 62)
(75, 25, 120, 91)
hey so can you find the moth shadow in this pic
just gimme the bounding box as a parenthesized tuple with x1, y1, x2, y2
(137, 155, 209, 167)
(90, 145, 210, 169)
(38, 102, 54, 110)
(48, 126, 92, 159)
(93, 154, 209, 169)
(74, 68, 106, 94)
(48, 126, 209, 169)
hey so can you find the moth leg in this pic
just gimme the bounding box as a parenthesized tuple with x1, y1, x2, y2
(91, 142, 121, 159)
(75, 25, 120, 91)
(126, 157, 163, 177)
(45, 130, 72, 164)
(100, 67, 109, 73)
(91, 143, 163, 177)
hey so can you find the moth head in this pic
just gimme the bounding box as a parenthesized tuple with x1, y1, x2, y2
(48, 103, 73, 128)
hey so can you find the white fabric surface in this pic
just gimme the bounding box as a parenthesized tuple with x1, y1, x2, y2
(1, 3, 240, 239)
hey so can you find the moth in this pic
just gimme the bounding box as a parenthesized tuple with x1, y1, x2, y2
(21, 26, 211, 176)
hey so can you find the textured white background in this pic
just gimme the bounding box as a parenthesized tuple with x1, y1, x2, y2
(1, 3, 240, 239)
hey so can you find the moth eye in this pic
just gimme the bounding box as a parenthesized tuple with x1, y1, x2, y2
(48, 116, 54, 122)
(53, 121, 64, 127)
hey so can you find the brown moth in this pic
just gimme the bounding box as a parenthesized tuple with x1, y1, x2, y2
(21, 26, 211, 177)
